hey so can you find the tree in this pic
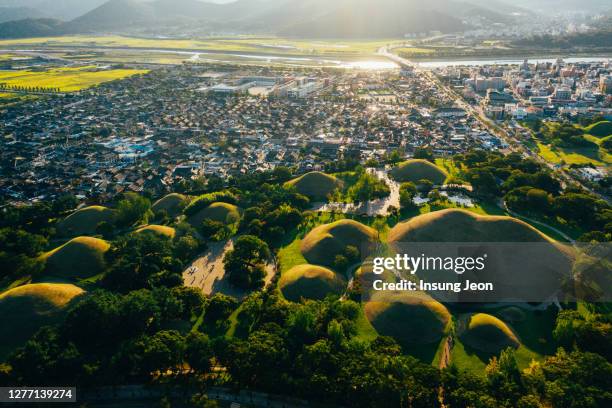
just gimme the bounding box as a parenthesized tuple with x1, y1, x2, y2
(103, 233, 183, 292)
(116, 192, 153, 227)
(200, 219, 229, 241)
(185, 332, 212, 374)
(414, 147, 435, 162)
(416, 179, 434, 194)
(51, 194, 78, 214)
(347, 172, 390, 203)
(399, 182, 418, 210)
(223, 235, 270, 289)
(466, 168, 499, 197)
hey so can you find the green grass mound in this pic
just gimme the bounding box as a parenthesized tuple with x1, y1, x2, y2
(364, 291, 451, 345)
(388, 209, 554, 243)
(461, 313, 520, 353)
(0, 283, 84, 359)
(585, 121, 612, 138)
(42, 236, 110, 279)
(135, 225, 176, 239)
(388, 209, 573, 298)
(152, 193, 188, 217)
(389, 159, 448, 185)
(57, 205, 115, 236)
(188, 202, 240, 227)
(285, 171, 343, 200)
(279, 264, 347, 302)
(301, 219, 377, 266)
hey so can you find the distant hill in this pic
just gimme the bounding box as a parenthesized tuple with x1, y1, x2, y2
(506, 0, 612, 13)
(515, 29, 612, 49)
(0, 18, 64, 38)
(0, 0, 107, 20)
(0, 0, 521, 39)
(263, 0, 471, 38)
(56, 0, 487, 38)
(67, 0, 155, 31)
(0, 6, 46, 23)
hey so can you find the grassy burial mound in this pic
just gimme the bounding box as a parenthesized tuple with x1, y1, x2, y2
(388, 209, 557, 243)
(135, 225, 176, 239)
(279, 264, 347, 302)
(300, 219, 377, 267)
(0, 283, 84, 359)
(152, 193, 188, 217)
(364, 291, 451, 345)
(42, 236, 110, 279)
(188, 202, 240, 227)
(585, 121, 612, 137)
(285, 171, 343, 200)
(387, 209, 573, 298)
(461, 313, 520, 354)
(57, 205, 115, 236)
(389, 159, 448, 185)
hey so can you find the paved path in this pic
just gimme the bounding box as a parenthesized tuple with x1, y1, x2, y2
(312, 168, 399, 216)
(183, 238, 275, 299)
(502, 201, 576, 244)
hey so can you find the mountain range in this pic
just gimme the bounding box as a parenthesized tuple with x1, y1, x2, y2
(0, 0, 610, 39)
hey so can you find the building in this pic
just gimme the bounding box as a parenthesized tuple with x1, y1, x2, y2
(600, 75, 612, 95)
(553, 86, 572, 101)
(485, 89, 515, 106)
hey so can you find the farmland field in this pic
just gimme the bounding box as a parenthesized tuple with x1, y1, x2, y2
(0, 35, 398, 57)
(0, 66, 149, 92)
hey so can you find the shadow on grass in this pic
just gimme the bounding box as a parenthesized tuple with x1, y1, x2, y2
(401, 339, 443, 365)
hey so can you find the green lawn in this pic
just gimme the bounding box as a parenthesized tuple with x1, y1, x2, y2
(451, 305, 558, 373)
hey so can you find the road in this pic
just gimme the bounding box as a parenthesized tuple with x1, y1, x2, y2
(379, 47, 608, 203)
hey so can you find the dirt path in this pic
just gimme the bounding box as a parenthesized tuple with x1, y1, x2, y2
(438, 335, 453, 370)
(183, 238, 275, 299)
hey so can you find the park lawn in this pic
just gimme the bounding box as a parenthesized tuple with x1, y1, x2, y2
(0, 66, 149, 92)
(435, 158, 466, 182)
(536, 141, 610, 166)
(451, 306, 557, 373)
(354, 307, 379, 342)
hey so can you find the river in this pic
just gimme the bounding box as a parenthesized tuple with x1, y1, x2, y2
(416, 56, 611, 68)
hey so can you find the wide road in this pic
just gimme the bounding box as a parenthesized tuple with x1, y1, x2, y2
(379, 47, 608, 203)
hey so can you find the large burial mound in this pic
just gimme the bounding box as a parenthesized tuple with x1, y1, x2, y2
(389, 159, 448, 185)
(188, 202, 240, 227)
(279, 264, 347, 302)
(285, 172, 343, 200)
(301, 219, 377, 267)
(461, 313, 520, 353)
(585, 121, 612, 137)
(135, 225, 176, 239)
(152, 193, 188, 217)
(42, 236, 110, 279)
(364, 291, 451, 345)
(388, 209, 555, 243)
(0, 283, 84, 359)
(57, 205, 115, 236)
(388, 209, 573, 300)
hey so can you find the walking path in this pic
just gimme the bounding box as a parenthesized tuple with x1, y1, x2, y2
(502, 200, 576, 244)
(182, 238, 275, 299)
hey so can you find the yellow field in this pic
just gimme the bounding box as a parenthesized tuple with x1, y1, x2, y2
(394, 47, 435, 56)
(0, 66, 149, 92)
(0, 35, 398, 57)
